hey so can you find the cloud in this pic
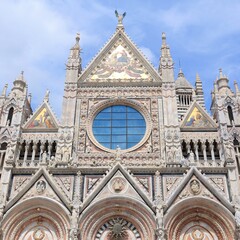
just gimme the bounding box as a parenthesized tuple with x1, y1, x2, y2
(139, 47, 158, 66)
(0, 0, 239, 116)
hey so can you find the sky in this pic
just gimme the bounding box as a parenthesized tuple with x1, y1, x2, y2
(1, 0, 240, 118)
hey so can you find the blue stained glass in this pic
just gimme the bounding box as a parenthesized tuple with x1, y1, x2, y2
(93, 128, 111, 134)
(95, 112, 111, 119)
(128, 112, 143, 119)
(94, 120, 111, 127)
(101, 107, 111, 112)
(112, 112, 126, 119)
(112, 142, 126, 149)
(127, 135, 143, 142)
(95, 135, 111, 142)
(128, 127, 145, 134)
(112, 135, 126, 142)
(112, 120, 127, 127)
(112, 128, 127, 134)
(127, 107, 138, 113)
(128, 119, 145, 127)
(92, 105, 146, 150)
(112, 106, 126, 112)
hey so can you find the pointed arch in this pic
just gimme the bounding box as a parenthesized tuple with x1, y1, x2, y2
(7, 107, 14, 126)
(227, 105, 234, 124)
(0, 142, 7, 170)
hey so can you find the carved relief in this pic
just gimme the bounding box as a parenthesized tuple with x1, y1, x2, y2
(36, 180, 47, 194)
(95, 217, 142, 240)
(109, 177, 127, 194)
(190, 179, 201, 195)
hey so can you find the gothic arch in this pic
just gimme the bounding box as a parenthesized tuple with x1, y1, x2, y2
(2, 197, 70, 240)
(165, 198, 235, 240)
(79, 196, 156, 240)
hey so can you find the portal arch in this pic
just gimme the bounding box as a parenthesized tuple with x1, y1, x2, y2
(2, 197, 70, 240)
(79, 196, 156, 240)
(165, 198, 235, 240)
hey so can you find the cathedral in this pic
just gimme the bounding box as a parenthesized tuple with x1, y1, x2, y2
(0, 13, 240, 240)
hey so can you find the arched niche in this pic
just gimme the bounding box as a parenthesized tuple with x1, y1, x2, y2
(165, 198, 235, 240)
(0, 142, 7, 170)
(7, 107, 14, 126)
(2, 197, 70, 240)
(79, 197, 156, 240)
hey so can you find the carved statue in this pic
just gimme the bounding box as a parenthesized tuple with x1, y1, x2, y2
(69, 228, 80, 240)
(86, 144, 92, 154)
(189, 150, 195, 163)
(115, 10, 126, 25)
(115, 145, 121, 161)
(155, 204, 164, 229)
(146, 142, 152, 153)
(41, 151, 47, 163)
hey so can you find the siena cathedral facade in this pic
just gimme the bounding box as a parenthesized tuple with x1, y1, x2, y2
(0, 16, 240, 240)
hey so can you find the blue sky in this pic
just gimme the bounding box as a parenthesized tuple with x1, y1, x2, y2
(0, 0, 240, 117)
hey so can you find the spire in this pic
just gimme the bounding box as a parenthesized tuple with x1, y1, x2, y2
(216, 68, 232, 95)
(234, 80, 240, 96)
(115, 10, 126, 31)
(158, 32, 174, 82)
(66, 33, 82, 75)
(195, 73, 205, 108)
(214, 80, 218, 93)
(28, 93, 32, 104)
(12, 71, 27, 93)
(178, 68, 184, 78)
(1, 84, 8, 97)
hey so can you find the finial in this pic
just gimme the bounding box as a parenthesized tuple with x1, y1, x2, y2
(28, 93, 32, 104)
(15, 70, 26, 82)
(44, 89, 50, 102)
(214, 81, 218, 92)
(219, 68, 223, 78)
(196, 73, 201, 82)
(115, 10, 126, 30)
(178, 68, 184, 77)
(234, 80, 240, 94)
(162, 32, 166, 45)
(76, 33, 80, 43)
(1, 84, 8, 97)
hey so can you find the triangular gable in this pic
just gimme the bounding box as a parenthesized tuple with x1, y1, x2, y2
(80, 163, 155, 214)
(0, 127, 11, 139)
(79, 29, 161, 84)
(23, 101, 58, 130)
(165, 167, 234, 213)
(181, 101, 217, 129)
(5, 168, 71, 212)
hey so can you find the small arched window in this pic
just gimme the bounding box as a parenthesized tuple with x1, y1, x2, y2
(7, 107, 14, 126)
(0, 142, 7, 170)
(227, 106, 234, 124)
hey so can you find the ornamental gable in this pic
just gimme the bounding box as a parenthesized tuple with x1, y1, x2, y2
(181, 101, 217, 129)
(79, 30, 161, 84)
(81, 164, 154, 212)
(5, 168, 71, 212)
(165, 167, 234, 213)
(23, 102, 58, 131)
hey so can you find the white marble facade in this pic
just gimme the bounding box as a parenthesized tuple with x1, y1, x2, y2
(0, 18, 240, 240)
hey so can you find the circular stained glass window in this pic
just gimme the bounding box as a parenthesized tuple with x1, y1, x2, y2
(92, 105, 146, 150)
